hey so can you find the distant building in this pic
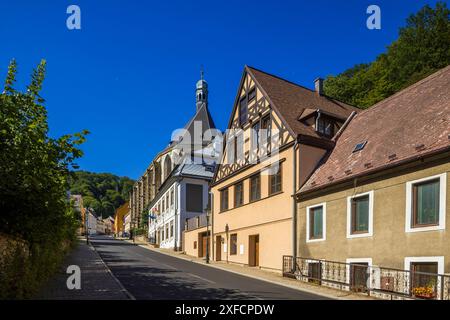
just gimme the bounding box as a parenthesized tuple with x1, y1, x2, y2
(114, 201, 129, 237)
(102, 216, 114, 235)
(124, 213, 131, 236)
(86, 209, 97, 235)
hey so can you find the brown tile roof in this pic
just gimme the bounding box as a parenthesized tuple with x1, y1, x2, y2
(300, 65, 450, 194)
(247, 66, 360, 139)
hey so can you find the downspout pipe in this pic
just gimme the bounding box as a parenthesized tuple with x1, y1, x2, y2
(292, 140, 298, 272)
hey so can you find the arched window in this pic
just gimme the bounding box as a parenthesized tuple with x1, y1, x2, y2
(164, 155, 172, 179)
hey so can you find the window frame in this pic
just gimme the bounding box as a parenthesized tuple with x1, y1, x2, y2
(306, 203, 326, 243)
(261, 114, 271, 155)
(239, 96, 248, 126)
(405, 173, 446, 233)
(220, 188, 229, 212)
(346, 191, 374, 239)
(404, 256, 445, 299)
(230, 233, 237, 255)
(269, 163, 282, 195)
(249, 173, 261, 202)
(412, 178, 440, 228)
(234, 182, 244, 208)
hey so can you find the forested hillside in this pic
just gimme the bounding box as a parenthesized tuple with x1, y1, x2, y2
(324, 2, 450, 108)
(69, 171, 134, 218)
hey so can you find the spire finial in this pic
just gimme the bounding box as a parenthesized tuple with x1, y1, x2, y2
(200, 65, 204, 80)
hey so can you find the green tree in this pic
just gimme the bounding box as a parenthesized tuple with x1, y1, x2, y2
(324, 2, 450, 108)
(69, 171, 134, 218)
(0, 59, 89, 298)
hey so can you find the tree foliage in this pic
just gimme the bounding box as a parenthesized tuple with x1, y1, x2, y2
(0, 59, 89, 298)
(69, 171, 134, 218)
(324, 2, 450, 108)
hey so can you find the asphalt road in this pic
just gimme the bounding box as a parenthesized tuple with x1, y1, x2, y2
(90, 235, 328, 300)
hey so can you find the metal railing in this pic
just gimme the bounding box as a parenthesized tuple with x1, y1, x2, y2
(283, 256, 450, 300)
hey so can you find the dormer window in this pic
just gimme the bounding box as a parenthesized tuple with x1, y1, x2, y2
(316, 116, 334, 137)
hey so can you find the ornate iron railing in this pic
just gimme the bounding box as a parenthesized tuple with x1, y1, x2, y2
(283, 256, 450, 300)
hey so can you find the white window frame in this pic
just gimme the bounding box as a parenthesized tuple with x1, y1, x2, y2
(405, 173, 446, 233)
(404, 256, 444, 275)
(306, 203, 326, 243)
(345, 258, 379, 289)
(347, 191, 374, 239)
(405, 256, 444, 299)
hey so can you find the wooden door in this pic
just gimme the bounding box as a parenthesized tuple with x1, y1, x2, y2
(201, 235, 207, 257)
(255, 235, 259, 267)
(248, 235, 260, 267)
(215, 236, 221, 261)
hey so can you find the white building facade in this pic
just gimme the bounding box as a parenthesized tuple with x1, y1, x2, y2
(148, 165, 214, 249)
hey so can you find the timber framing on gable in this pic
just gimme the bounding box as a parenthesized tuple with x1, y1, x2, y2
(212, 66, 295, 185)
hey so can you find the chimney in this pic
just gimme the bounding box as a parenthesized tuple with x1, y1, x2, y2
(314, 77, 324, 95)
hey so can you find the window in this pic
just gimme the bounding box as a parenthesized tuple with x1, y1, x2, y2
(353, 141, 367, 153)
(261, 115, 271, 155)
(413, 179, 440, 227)
(235, 133, 244, 162)
(170, 188, 174, 206)
(269, 164, 282, 195)
(405, 256, 444, 298)
(239, 97, 248, 125)
(226, 136, 235, 164)
(194, 241, 197, 249)
(234, 182, 244, 208)
(250, 174, 261, 202)
(186, 184, 203, 212)
(170, 221, 174, 238)
(248, 87, 256, 101)
(166, 224, 169, 240)
(162, 199, 165, 213)
(230, 234, 237, 255)
(406, 173, 446, 233)
(317, 116, 334, 137)
(306, 203, 326, 242)
(166, 194, 169, 210)
(251, 122, 260, 153)
(220, 188, 229, 212)
(347, 191, 374, 238)
(411, 262, 438, 292)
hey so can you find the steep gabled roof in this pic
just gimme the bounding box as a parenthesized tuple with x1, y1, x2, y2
(300, 65, 450, 194)
(246, 66, 359, 139)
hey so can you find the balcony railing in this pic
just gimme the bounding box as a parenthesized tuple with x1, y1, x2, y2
(282, 256, 450, 300)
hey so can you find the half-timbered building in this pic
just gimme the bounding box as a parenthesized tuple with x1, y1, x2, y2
(209, 66, 358, 270)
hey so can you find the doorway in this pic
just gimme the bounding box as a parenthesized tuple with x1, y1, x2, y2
(248, 234, 259, 267)
(215, 236, 222, 261)
(350, 262, 369, 292)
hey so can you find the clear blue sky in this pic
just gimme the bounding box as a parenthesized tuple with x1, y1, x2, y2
(0, 0, 441, 179)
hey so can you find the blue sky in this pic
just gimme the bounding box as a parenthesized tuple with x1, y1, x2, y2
(0, 0, 442, 179)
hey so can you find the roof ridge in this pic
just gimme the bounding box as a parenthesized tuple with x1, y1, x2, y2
(246, 65, 317, 93)
(359, 64, 450, 116)
(246, 65, 359, 110)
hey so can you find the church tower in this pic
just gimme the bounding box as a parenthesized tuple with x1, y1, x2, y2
(195, 69, 208, 111)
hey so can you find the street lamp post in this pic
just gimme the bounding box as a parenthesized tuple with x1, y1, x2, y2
(85, 207, 90, 245)
(225, 223, 229, 264)
(205, 192, 212, 264)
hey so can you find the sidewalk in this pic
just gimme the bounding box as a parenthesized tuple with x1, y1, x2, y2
(36, 239, 131, 300)
(127, 240, 375, 300)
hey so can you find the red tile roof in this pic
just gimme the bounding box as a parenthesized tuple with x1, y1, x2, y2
(300, 65, 450, 194)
